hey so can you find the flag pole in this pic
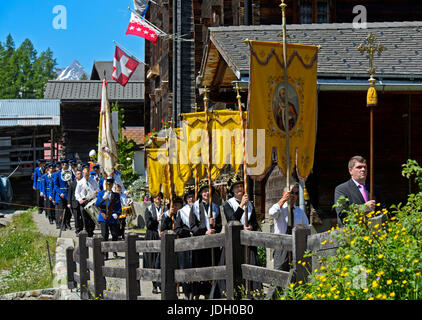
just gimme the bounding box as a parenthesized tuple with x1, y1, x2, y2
(203, 87, 215, 266)
(192, 103, 201, 201)
(112, 40, 149, 66)
(234, 82, 250, 293)
(279, 0, 293, 230)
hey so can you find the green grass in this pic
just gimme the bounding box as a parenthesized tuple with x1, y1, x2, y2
(0, 208, 57, 295)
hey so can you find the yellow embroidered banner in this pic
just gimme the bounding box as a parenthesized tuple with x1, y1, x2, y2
(247, 40, 318, 179)
(146, 148, 185, 198)
(180, 110, 247, 180)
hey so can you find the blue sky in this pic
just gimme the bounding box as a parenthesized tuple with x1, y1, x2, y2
(0, 0, 145, 74)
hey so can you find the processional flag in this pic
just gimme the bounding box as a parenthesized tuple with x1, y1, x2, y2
(247, 41, 318, 179)
(126, 12, 159, 44)
(98, 80, 118, 176)
(112, 46, 140, 87)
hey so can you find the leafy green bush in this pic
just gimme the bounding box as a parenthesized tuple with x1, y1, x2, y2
(281, 159, 422, 300)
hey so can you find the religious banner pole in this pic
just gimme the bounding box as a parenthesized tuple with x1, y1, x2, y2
(358, 33, 384, 200)
(192, 103, 200, 201)
(203, 87, 215, 266)
(234, 82, 250, 293)
(166, 118, 175, 230)
(233, 82, 248, 226)
(203, 87, 213, 221)
(279, 0, 293, 229)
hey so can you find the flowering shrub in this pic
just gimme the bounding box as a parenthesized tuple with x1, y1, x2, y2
(281, 159, 422, 300)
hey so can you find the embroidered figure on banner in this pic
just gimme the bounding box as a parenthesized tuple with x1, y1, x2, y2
(272, 82, 299, 133)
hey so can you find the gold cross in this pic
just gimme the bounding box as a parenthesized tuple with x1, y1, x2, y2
(202, 86, 210, 103)
(233, 82, 242, 100)
(358, 33, 384, 76)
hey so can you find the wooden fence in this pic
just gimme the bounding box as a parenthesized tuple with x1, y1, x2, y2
(66, 215, 386, 300)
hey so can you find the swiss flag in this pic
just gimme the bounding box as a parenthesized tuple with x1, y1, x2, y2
(126, 12, 159, 44)
(112, 46, 140, 87)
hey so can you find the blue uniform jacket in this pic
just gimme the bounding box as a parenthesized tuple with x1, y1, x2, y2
(33, 167, 43, 190)
(96, 190, 121, 224)
(40, 173, 47, 196)
(54, 170, 74, 203)
(43, 173, 54, 199)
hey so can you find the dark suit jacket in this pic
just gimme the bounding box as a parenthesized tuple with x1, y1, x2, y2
(334, 179, 385, 227)
(68, 180, 79, 209)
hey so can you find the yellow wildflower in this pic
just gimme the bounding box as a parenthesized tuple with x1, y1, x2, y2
(390, 292, 395, 297)
(377, 254, 384, 259)
(368, 297, 374, 300)
(386, 280, 392, 285)
(372, 280, 378, 288)
(321, 240, 327, 245)
(402, 280, 408, 284)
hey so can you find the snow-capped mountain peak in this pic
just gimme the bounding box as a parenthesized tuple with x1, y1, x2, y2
(56, 60, 88, 80)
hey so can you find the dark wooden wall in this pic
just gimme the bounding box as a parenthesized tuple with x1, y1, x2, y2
(61, 102, 143, 161)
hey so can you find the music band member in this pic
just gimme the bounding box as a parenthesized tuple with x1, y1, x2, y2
(75, 167, 99, 237)
(96, 176, 120, 260)
(41, 163, 55, 224)
(54, 159, 74, 230)
(33, 159, 46, 215)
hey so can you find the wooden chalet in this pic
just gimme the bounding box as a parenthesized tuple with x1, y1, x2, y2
(44, 61, 145, 162)
(0, 99, 61, 204)
(144, 1, 422, 228)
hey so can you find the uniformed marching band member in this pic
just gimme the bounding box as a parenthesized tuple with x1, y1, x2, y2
(96, 176, 121, 260)
(115, 183, 132, 240)
(33, 159, 46, 214)
(189, 179, 222, 299)
(41, 163, 56, 224)
(54, 159, 74, 230)
(211, 173, 263, 298)
(174, 187, 195, 299)
(92, 164, 102, 185)
(144, 191, 164, 294)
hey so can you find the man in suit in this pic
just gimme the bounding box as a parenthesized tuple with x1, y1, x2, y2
(68, 169, 83, 235)
(334, 155, 385, 227)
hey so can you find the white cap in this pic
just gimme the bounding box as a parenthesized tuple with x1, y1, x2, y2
(89, 149, 96, 157)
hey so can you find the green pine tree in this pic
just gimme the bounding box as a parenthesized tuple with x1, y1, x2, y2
(0, 34, 57, 99)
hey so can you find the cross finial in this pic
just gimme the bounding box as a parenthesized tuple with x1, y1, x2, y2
(203, 86, 210, 103)
(233, 82, 242, 100)
(358, 33, 384, 77)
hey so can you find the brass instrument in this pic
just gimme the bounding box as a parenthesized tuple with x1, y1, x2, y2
(61, 169, 72, 184)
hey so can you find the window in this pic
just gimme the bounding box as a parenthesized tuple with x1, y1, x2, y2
(299, 0, 330, 24)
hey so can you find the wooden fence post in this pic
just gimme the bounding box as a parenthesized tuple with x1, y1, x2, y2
(161, 230, 178, 300)
(225, 221, 244, 300)
(126, 232, 140, 300)
(78, 230, 90, 300)
(92, 234, 106, 299)
(66, 246, 76, 289)
(292, 225, 311, 283)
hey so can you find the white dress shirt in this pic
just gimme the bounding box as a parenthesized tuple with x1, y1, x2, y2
(268, 202, 309, 235)
(75, 176, 99, 202)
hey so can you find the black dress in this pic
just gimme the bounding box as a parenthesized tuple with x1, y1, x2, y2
(144, 204, 162, 290)
(189, 200, 222, 297)
(174, 205, 193, 298)
(210, 198, 263, 299)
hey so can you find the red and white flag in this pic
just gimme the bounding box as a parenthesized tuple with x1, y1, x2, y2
(126, 12, 159, 44)
(112, 46, 140, 87)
